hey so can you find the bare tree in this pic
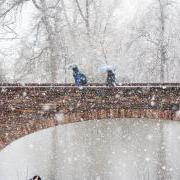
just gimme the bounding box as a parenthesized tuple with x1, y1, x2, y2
(0, 0, 123, 83)
(127, 0, 176, 82)
(72, 0, 121, 80)
(0, 60, 6, 83)
(0, 0, 71, 83)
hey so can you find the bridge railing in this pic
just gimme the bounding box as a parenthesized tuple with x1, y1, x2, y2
(0, 83, 180, 87)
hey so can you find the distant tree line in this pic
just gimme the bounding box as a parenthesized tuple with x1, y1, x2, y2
(0, 0, 179, 83)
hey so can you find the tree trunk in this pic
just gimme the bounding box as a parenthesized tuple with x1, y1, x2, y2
(158, 0, 166, 83)
(40, 0, 58, 83)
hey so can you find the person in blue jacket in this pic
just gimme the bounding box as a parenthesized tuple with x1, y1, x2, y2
(72, 66, 87, 86)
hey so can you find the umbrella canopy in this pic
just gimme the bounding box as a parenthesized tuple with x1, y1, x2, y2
(98, 65, 115, 72)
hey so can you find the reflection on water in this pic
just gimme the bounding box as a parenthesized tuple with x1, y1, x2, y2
(0, 118, 180, 180)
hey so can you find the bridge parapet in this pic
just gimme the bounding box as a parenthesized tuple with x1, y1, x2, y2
(0, 84, 180, 149)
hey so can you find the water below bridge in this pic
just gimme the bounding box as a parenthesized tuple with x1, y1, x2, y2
(0, 118, 180, 180)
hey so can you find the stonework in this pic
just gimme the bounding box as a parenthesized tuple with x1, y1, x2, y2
(0, 84, 180, 150)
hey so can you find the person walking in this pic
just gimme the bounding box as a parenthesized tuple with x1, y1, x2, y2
(72, 66, 87, 86)
(106, 69, 117, 86)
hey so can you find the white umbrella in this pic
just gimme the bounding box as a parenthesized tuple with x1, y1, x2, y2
(98, 65, 115, 72)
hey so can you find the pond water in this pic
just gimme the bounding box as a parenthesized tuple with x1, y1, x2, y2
(0, 118, 180, 180)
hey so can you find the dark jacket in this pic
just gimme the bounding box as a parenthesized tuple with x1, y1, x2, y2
(106, 70, 116, 86)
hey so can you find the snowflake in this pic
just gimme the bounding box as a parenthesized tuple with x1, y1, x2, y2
(55, 113, 64, 123)
(115, 94, 120, 98)
(29, 144, 34, 149)
(145, 157, 150, 162)
(10, 106, 15, 111)
(67, 157, 72, 163)
(133, 161, 137, 166)
(175, 110, 180, 118)
(146, 134, 153, 140)
(112, 151, 116, 154)
(22, 91, 27, 97)
(1, 88, 7, 93)
(161, 166, 166, 170)
(151, 100, 156, 107)
(96, 176, 101, 180)
(122, 163, 127, 168)
(151, 95, 156, 100)
(42, 104, 51, 111)
(78, 86, 83, 90)
(127, 136, 132, 140)
(169, 168, 173, 172)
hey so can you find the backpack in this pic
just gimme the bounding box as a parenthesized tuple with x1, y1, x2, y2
(80, 73, 87, 85)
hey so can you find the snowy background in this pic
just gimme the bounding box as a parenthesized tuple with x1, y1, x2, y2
(0, 0, 179, 84)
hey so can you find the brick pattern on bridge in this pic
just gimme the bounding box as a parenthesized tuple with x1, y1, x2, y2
(0, 84, 180, 150)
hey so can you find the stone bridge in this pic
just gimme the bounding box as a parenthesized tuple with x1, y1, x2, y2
(0, 83, 180, 150)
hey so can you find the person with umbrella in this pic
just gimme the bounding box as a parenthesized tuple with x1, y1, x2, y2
(98, 65, 117, 86)
(106, 69, 117, 86)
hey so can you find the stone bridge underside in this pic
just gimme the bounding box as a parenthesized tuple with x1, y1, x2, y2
(0, 83, 180, 149)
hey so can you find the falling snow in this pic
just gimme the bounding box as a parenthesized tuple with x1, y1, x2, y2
(0, 0, 180, 179)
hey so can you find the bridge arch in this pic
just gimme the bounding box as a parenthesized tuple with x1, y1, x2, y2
(0, 83, 180, 149)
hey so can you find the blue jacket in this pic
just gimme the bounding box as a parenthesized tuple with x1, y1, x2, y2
(73, 71, 87, 86)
